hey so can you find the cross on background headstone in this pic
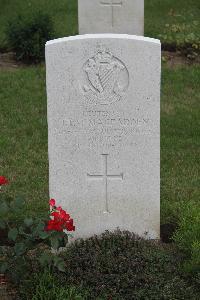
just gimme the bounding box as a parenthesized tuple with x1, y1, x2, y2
(87, 154, 123, 213)
(100, 0, 123, 27)
(78, 0, 144, 35)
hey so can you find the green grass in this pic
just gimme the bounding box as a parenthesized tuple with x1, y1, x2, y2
(20, 269, 88, 300)
(161, 64, 200, 222)
(0, 66, 48, 216)
(0, 64, 199, 224)
(0, 0, 199, 49)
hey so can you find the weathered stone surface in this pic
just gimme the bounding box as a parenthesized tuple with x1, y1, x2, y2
(46, 34, 161, 240)
(78, 0, 144, 35)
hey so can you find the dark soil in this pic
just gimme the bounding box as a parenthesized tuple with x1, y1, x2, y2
(0, 52, 25, 70)
(160, 223, 177, 243)
(0, 275, 17, 300)
(162, 50, 200, 68)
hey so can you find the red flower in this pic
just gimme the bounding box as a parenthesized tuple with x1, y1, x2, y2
(0, 176, 9, 185)
(46, 199, 75, 232)
(49, 199, 56, 206)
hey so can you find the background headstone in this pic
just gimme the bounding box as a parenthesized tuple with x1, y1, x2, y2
(46, 34, 161, 240)
(78, 0, 144, 35)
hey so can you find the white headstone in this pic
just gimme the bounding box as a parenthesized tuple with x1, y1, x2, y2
(46, 34, 161, 240)
(78, 0, 144, 35)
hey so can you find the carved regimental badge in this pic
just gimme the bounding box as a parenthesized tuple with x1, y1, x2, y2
(82, 50, 129, 105)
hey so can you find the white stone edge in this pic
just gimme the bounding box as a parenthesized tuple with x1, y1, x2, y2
(46, 34, 160, 46)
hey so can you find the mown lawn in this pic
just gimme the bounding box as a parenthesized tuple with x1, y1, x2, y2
(161, 65, 200, 222)
(0, 0, 199, 49)
(0, 66, 48, 217)
(0, 63, 199, 224)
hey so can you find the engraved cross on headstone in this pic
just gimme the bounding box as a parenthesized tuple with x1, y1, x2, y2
(100, 0, 123, 27)
(87, 154, 123, 213)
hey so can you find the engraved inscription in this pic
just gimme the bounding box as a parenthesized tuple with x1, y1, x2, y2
(100, 1, 123, 27)
(87, 154, 123, 213)
(82, 50, 129, 105)
(61, 110, 152, 149)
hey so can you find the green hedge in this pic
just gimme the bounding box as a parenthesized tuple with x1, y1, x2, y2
(58, 231, 199, 299)
(5, 12, 54, 63)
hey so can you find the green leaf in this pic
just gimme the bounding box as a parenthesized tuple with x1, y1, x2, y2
(18, 226, 25, 234)
(57, 261, 66, 272)
(14, 242, 26, 256)
(0, 246, 9, 256)
(67, 233, 73, 239)
(0, 247, 3, 255)
(50, 237, 59, 250)
(8, 228, 18, 241)
(39, 231, 49, 239)
(13, 196, 24, 209)
(32, 221, 45, 236)
(36, 221, 45, 232)
(64, 235, 69, 244)
(0, 262, 8, 273)
(24, 218, 33, 227)
(53, 256, 66, 272)
(39, 253, 52, 266)
(0, 220, 6, 229)
(0, 201, 9, 214)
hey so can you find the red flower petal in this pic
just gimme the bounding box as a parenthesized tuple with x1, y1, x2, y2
(0, 176, 9, 185)
(51, 211, 60, 218)
(46, 219, 63, 232)
(49, 199, 56, 206)
(60, 210, 70, 221)
(56, 206, 62, 211)
(65, 219, 75, 231)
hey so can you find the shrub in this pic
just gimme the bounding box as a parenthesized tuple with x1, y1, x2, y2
(59, 231, 199, 299)
(5, 12, 54, 63)
(173, 202, 200, 274)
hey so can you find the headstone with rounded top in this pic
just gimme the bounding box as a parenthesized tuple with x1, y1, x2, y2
(46, 34, 161, 240)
